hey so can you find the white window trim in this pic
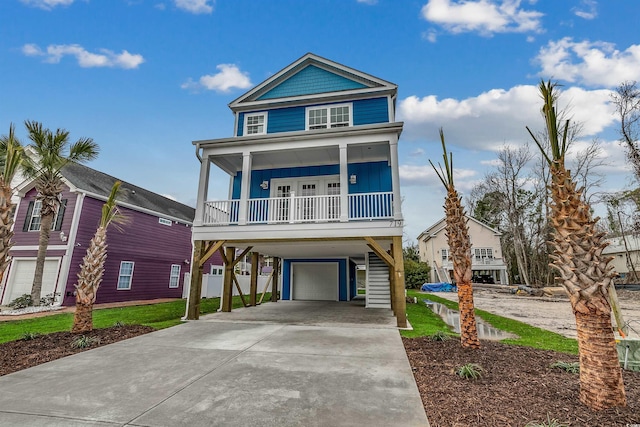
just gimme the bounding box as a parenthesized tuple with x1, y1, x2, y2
(243, 112, 268, 136)
(269, 175, 340, 198)
(169, 264, 181, 288)
(158, 218, 172, 226)
(305, 103, 353, 131)
(117, 261, 135, 290)
(28, 200, 62, 232)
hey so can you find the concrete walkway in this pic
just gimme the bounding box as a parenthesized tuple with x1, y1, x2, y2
(0, 300, 429, 426)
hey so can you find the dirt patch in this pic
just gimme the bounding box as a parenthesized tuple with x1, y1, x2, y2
(0, 325, 154, 376)
(404, 337, 640, 426)
(430, 289, 640, 339)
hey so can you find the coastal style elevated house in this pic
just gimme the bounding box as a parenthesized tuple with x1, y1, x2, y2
(418, 216, 509, 285)
(188, 53, 407, 326)
(0, 162, 208, 307)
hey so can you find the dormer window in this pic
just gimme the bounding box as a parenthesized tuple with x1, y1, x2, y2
(306, 104, 352, 130)
(244, 113, 267, 135)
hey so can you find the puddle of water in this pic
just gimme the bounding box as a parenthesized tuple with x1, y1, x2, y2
(424, 300, 517, 341)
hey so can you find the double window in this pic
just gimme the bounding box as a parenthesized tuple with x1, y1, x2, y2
(306, 104, 352, 130)
(244, 113, 267, 135)
(117, 261, 135, 290)
(474, 248, 494, 262)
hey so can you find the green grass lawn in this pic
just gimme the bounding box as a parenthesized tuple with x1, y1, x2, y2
(403, 289, 579, 355)
(0, 294, 272, 344)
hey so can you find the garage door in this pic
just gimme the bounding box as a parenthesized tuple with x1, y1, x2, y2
(292, 262, 338, 301)
(3, 259, 60, 304)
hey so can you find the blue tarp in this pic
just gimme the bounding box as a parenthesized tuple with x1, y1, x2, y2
(421, 282, 457, 292)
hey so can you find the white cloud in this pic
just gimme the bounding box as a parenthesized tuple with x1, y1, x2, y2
(536, 38, 640, 87)
(22, 43, 144, 69)
(400, 164, 477, 187)
(422, 30, 438, 43)
(182, 64, 252, 93)
(20, 0, 74, 10)
(174, 0, 213, 14)
(421, 0, 543, 36)
(573, 0, 597, 20)
(397, 84, 615, 150)
(411, 148, 426, 156)
(357, 0, 378, 4)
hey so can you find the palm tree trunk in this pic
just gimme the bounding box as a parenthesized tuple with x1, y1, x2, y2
(31, 210, 54, 305)
(0, 184, 14, 276)
(72, 302, 94, 333)
(457, 281, 480, 348)
(575, 307, 627, 409)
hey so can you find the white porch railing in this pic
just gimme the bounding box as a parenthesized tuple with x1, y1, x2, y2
(203, 200, 240, 225)
(202, 192, 393, 226)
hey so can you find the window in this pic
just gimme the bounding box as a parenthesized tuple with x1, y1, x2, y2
(158, 218, 172, 226)
(117, 261, 135, 290)
(474, 248, 494, 262)
(210, 266, 224, 275)
(169, 264, 181, 288)
(244, 113, 267, 135)
(25, 200, 66, 232)
(306, 104, 352, 130)
(441, 249, 449, 261)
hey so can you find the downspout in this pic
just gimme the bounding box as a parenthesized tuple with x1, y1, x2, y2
(195, 143, 202, 162)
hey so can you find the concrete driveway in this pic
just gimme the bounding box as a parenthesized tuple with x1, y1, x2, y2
(0, 300, 429, 426)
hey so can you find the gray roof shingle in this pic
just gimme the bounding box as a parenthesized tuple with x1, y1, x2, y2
(61, 162, 195, 223)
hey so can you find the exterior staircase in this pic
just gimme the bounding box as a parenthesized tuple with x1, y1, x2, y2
(434, 263, 451, 283)
(366, 252, 391, 309)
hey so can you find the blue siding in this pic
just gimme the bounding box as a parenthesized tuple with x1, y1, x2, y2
(282, 258, 348, 301)
(257, 65, 367, 100)
(353, 97, 389, 126)
(232, 161, 391, 198)
(267, 106, 306, 133)
(236, 114, 244, 136)
(238, 97, 389, 136)
(347, 161, 392, 193)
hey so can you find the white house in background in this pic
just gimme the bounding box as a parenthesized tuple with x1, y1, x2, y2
(604, 234, 640, 282)
(417, 216, 509, 285)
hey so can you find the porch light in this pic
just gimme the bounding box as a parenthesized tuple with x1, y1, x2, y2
(349, 174, 357, 184)
(260, 180, 269, 190)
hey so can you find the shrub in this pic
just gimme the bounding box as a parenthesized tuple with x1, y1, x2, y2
(456, 363, 483, 380)
(525, 415, 569, 427)
(404, 259, 431, 289)
(8, 294, 33, 309)
(20, 332, 40, 340)
(430, 331, 451, 341)
(40, 292, 60, 306)
(550, 361, 579, 374)
(113, 321, 125, 327)
(71, 335, 101, 349)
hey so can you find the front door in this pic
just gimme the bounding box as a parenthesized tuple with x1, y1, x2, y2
(298, 182, 317, 221)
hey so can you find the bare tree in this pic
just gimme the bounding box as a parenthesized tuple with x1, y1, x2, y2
(612, 81, 640, 180)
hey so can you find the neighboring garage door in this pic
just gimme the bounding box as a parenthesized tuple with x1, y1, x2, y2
(291, 262, 338, 301)
(3, 259, 60, 304)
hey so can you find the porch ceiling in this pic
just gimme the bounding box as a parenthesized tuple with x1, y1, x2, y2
(210, 142, 390, 173)
(218, 238, 393, 264)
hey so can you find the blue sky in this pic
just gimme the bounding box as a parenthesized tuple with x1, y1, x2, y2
(1, 0, 639, 243)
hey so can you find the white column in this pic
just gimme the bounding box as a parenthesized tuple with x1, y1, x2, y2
(194, 153, 211, 227)
(339, 144, 349, 222)
(389, 137, 403, 220)
(238, 152, 252, 225)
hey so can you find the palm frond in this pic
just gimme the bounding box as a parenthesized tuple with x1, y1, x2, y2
(533, 80, 570, 162)
(429, 128, 455, 190)
(100, 181, 129, 230)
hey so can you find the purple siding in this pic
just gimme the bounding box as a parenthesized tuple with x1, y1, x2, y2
(12, 187, 78, 247)
(62, 197, 193, 305)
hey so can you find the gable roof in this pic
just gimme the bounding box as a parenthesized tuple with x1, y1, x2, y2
(417, 216, 502, 242)
(19, 162, 195, 224)
(229, 53, 397, 111)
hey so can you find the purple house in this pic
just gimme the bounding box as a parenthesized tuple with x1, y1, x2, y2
(0, 162, 216, 306)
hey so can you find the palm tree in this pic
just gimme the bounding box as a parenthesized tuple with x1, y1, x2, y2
(527, 80, 626, 410)
(0, 124, 31, 278)
(72, 181, 125, 333)
(24, 120, 99, 305)
(430, 128, 481, 349)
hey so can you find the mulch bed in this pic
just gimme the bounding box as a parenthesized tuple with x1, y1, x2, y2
(0, 325, 154, 376)
(403, 337, 640, 427)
